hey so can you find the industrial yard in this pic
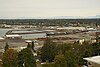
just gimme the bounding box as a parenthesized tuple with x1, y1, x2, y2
(0, 25, 99, 52)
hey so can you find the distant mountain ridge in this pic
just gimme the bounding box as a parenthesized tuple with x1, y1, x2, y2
(0, 15, 100, 19)
(42, 15, 100, 19)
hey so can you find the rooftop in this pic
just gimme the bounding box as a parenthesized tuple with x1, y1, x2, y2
(6, 34, 21, 37)
(83, 56, 100, 64)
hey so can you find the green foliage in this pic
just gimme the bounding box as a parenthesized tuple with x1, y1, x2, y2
(41, 39, 56, 62)
(41, 40, 99, 66)
(41, 38, 72, 62)
(71, 42, 94, 65)
(93, 42, 100, 55)
(54, 54, 67, 67)
(56, 43, 71, 55)
(42, 63, 54, 67)
(17, 48, 36, 67)
(65, 50, 78, 67)
(2, 49, 18, 67)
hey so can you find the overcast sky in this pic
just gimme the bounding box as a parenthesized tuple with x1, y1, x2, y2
(0, 0, 100, 18)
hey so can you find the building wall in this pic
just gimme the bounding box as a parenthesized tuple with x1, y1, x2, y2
(96, 32, 100, 36)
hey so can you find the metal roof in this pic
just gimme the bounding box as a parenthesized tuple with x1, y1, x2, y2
(83, 56, 100, 64)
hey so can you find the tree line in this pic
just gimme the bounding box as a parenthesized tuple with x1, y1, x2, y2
(0, 19, 99, 26)
(40, 39, 100, 67)
(2, 40, 100, 67)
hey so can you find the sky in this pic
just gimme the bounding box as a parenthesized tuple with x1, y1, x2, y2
(0, 0, 100, 18)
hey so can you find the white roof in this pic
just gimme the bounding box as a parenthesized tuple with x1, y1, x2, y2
(20, 47, 26, 49)
(25, 40, 32, 43)
(57, 27, 85, 30)
(6, 34, 21, 37)
(83, 56, 100, 64)
(0, 37, 4, 40)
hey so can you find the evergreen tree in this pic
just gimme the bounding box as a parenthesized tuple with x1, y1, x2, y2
(27, 43, 31, 48)
(2, 49, 18, 67)
(41, 39, 56, 62)
(17, 48, 36, 67)
(32, 41, 35, 52)
(54, 54, 67, 67)
(4, 43, 9, 51)
(65, 50, 78, 67)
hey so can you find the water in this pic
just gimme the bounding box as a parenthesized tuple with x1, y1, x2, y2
(0, 28, 12, 37)
(0, 28, 46, 39)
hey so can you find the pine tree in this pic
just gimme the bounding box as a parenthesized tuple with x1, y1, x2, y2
(17, 48, 36, 67)
(32, 41, 36, 52)
(27, 43, 31, 48)
(4, 43, 9, 51)
(2, 49, 18, 67)
(41, 39, 56, 62)
(54, 54, 67, 67)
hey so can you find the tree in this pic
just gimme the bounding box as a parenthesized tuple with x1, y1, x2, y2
(65, 50, 78, 67)
(27, 43, 31, 48)
(4, 43, 9, 51)
(92, 42, 100, 55)
(40, 40, 95, 66)
(17, 48, 36, 67)
(32, 41, 35, 52)
(72, 42, 94, 66)
(54, 54, 67, 67)
(56, 43, 71, 55)
(27, 41, 35, 52)
(41, 39, 56, 62)
(2, 49, 18, 67)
